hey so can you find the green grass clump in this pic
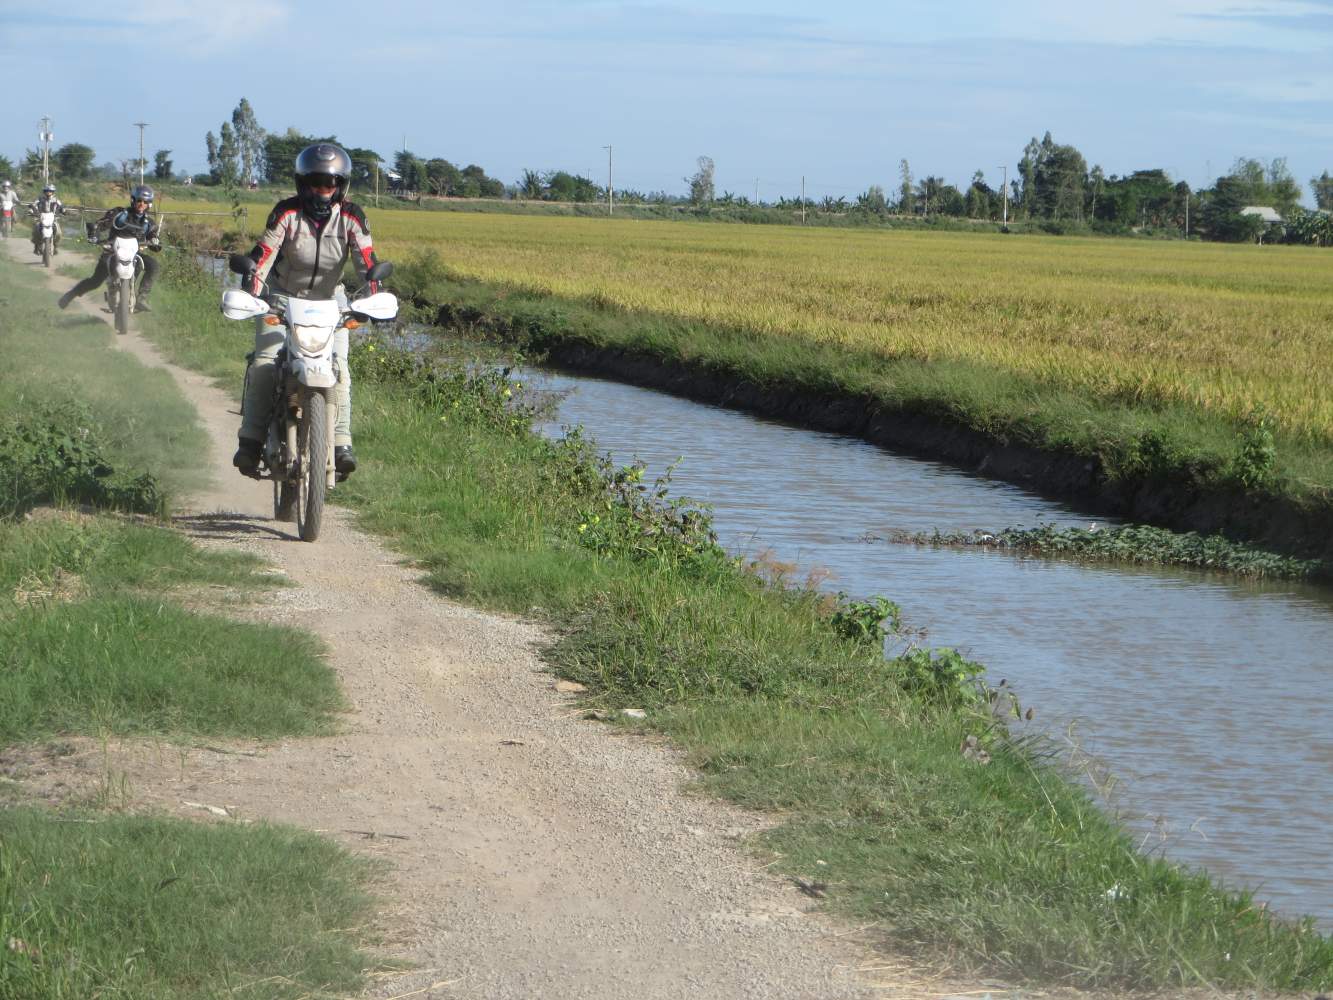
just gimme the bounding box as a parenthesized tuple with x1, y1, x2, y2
(0, 809, 377, 999)
(0, 255, 208, 505)
(0, 596, 341, 744)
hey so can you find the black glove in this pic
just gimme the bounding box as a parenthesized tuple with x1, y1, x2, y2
(148, 242, 162, 252)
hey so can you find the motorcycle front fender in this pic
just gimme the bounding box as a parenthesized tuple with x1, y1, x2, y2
(288, 354, 337, 389)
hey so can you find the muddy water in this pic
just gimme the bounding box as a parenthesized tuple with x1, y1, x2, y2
(528, 367, 1333, 929)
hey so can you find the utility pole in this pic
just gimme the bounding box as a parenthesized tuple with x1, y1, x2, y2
(374, 160, 380, 209)
(801, 176, 806, 224)
(754, 177, 759, 203)
(38, 116, 53, 184)
(133, 121, 149, 185)
(998, 164, 1008, 226)
(602, 144, 613, 215)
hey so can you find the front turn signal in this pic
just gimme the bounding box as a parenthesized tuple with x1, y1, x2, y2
(264, 315, 282, 326)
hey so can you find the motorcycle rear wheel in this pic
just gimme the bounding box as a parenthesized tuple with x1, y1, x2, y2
(296, 392, 327, 542)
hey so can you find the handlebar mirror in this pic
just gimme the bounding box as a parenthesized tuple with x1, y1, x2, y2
(366, 260, 393, 283)
(229, 253, 257, 276)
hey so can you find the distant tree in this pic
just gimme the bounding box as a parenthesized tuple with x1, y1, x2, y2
(1285, 206, 1333, 246)
(393, 150, 427, 192)
(965, 170, 993, 219)
(0, 155, 13, 181)
(856, 185, 888, 216)
(425, 158, 461, 196)
(898, 159, 914, 214)
(1018, 136, 1042, 217)
(1200, 175, 1265, 242)
(1033, 136, 1087, 220)
(205, 131, 220, 182)
(1173, 180, 1192, 232)
(1087, 164, 1105, 220)
(230, 98, 266, 185)
(217, 122, 240, 186)
(518, 169, 543, 200)
(1226, 157, 1300, 216)
(916, 176, 953, 216)
(342, 147, 382, 189)
(153, 149, 173, 181)
(1312, 171, 1333, 211)
(21, 148, 43, 178)
(1099, 169, 1174, 227)
(687, 156, 715, 205)
(544, 170, 599, 202)
(53, 143, 95, 180)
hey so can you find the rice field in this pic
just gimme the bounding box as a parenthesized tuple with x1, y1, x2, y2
(368, 212, 1333, 444)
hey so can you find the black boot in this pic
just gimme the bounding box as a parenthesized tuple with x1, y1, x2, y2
(133, 299, 152, 314)
(233, 438, 263, 478)
(334, 445, 357, 481)
(57, 290, 74, 310)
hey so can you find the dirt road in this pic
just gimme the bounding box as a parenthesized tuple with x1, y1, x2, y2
(5, 240, 1000, 999)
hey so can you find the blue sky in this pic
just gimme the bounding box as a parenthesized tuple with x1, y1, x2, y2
(2, 0, 1331, 202)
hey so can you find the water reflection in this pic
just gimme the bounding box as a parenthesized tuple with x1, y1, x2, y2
(530, 366, 1333, 928)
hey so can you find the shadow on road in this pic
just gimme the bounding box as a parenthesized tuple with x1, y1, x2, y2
(174, 511, 293, 543)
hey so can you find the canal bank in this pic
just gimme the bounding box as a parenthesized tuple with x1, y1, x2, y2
(399, 264, 1333, 566)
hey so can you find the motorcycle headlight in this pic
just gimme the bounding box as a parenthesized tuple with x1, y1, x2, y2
(293, 325, 334, 354)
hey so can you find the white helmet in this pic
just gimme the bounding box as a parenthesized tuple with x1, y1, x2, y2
(1, 180, 10, 190)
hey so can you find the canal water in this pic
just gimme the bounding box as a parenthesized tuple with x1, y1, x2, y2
(525, 365, 1333, 929)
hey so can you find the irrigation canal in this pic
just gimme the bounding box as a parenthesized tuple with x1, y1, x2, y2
(524, 364, 1333, 931)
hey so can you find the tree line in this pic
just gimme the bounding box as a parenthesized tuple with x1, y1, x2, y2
(5, 107, 1331, 244)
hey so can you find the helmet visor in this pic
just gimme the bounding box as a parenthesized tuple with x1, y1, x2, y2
(305, 174, 340, 191)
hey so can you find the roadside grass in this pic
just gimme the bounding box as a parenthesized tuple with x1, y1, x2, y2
(0, 253, 374, 999)
(133, 247, 1333, 992)
(0, 808, 377, 1000)
(0, 251, 208, 502)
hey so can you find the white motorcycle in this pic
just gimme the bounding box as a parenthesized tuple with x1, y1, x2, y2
(88, 222, 149, 336)
(36, 210, 56, 267)
(221, 254, 396, 542)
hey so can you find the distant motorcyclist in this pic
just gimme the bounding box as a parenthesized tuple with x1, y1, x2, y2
(232, 142, 381, 480)
(29, 184, 65, 256)
(58, 184, 161, 312)
(0, 180, 20, 232)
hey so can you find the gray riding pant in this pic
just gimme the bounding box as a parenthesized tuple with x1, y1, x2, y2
(239, 293, 352, 447)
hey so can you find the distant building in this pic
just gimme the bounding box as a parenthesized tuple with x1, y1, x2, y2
(1240, 206, 1283, 224)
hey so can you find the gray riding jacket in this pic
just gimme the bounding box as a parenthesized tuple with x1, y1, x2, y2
(247, 197, 378, 299)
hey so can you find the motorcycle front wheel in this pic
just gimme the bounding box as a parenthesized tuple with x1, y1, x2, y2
(296, 391, 327, 542)
(273, 476, 296, 523)
(42, 238, 51, 268)
(114, 278, 131, 336)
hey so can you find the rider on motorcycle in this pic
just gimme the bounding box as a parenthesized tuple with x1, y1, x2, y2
(29, 184, 65, 256)
(232, 142, 381, 480)
(58, 185, 161, 312)
(0, 180, 21, 229)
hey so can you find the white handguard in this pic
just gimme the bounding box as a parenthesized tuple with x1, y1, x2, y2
(221, 288, 271, 320)
(349, 291, 399, 321)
